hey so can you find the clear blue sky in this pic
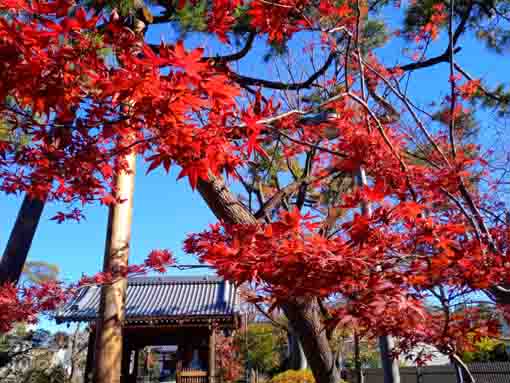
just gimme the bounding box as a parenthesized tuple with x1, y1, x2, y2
(1, 6, 509, 331)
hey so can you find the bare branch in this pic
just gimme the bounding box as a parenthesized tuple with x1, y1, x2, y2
(396, 47, 461, 72)
(228, 51, 337, 90)
(204, 32, 257, 63)
(449, 0, 458, 159)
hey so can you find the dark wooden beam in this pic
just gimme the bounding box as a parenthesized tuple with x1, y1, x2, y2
(132, 348, 140, 383)
(121, 337, 131, 383)
(84, 328, 95, 383)
(208, 328, 216, 383)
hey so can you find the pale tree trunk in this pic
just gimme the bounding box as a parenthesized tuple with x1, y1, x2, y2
(451, 354, 475, 383)
(355, 168, 400, 383)
(94, 152, 136, 383)
(378, 335, 400, 383)
(0, 195, 45, 285)
(354, 331, 363, 383)
(197, 173, 340, 383)
(288, 324, 308, 370)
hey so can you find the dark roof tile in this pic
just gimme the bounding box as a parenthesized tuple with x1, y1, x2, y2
(55, 276, 239, 324)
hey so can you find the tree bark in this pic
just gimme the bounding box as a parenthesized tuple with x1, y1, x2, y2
(287, 325, 308, 370)
(354, 331, 363, 383)
(94, 152, 136, 383)
(0, 194, 45, 285)
(451, 354, 475, 383)
(378, 335, 400, 383)
(355, 168, 401, 383)
(196, 173, 340, 383)
(197, 173, 257, 225)
(283, 298, 340, 383)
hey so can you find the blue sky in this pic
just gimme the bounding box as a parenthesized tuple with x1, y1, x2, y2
(1, 5, 509, 331)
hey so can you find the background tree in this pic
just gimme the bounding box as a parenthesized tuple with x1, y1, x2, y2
(236, 322, 287, 378)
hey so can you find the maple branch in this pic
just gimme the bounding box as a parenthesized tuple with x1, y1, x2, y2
(250, 90, 351, 128)
(457, 180, 496, 250)
(197, 171, 258, 225)
(362, 59, 450, 165)
(347, 92, 408, 173)
(255, 168, 340, 219)
(277, 131, 347, 158)
(348, 90, 419, 202)
(440, 187, 483, 243)
(253, 302, 289, 331)
(254, 178, 303, 219)
(365, 50, 496, 252)
(228, 51, 337, 90)
(296, 150, 315, 210)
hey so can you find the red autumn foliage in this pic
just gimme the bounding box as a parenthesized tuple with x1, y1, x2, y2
(0, 251, 173, 332)
(0, 281, 69, 332)
(1, 0, 509, 369)
(215, 329, 244, 383)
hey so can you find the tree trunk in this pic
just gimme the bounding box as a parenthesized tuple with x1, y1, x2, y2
(94, 152, 136, 383)
(0, 194, 45, 285)
(283, 298, 340, 383)
(354, 331, 363, 383)
(451, 354, 475, 383)
(288, 325, 308, 370)
(356, 168, 401, 383)
(197, 173, 258, 225)
(196, 173, 340, 383)
(378, 335, 400, 383)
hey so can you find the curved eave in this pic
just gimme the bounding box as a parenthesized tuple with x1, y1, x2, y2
(55, 313, 241, 328)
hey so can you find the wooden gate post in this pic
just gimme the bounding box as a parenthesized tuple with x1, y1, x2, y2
(94, 151, 136, 383)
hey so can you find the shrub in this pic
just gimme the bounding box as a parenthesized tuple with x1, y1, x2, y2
(269, 369, 348, 383)
(269, 369, 315, 383)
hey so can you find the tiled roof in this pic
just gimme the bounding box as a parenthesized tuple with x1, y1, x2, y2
(55, 276, 239, 325)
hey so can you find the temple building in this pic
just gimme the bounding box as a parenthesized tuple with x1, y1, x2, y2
(55, 276, 241, 383)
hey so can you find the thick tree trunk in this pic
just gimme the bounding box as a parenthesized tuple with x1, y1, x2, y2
(283, 298, 340, 383)
(197, 173, 257, 225)
(0, 194, 45, 285)
(94, 152, 136, 383)
(197, 173, 340, 383)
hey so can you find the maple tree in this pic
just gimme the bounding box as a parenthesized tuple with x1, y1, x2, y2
(2, 0, 510, 383)
(215, 329, 244, 383)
